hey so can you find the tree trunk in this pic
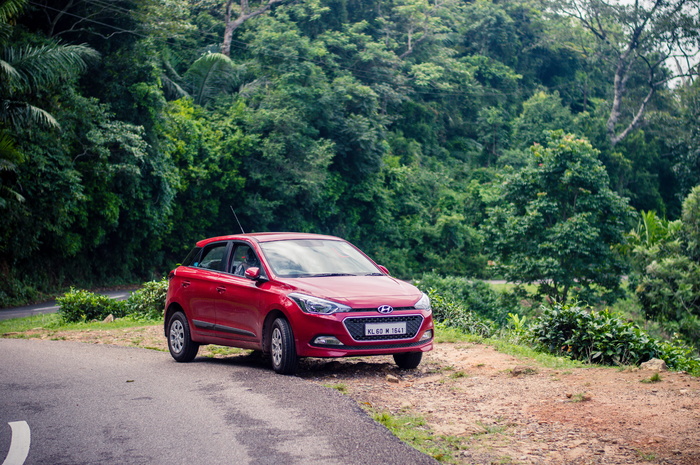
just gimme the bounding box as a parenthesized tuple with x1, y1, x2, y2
(221, 0, 288, 57)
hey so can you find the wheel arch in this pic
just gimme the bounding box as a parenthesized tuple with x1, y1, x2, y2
(164, 302, 185, 337)
(261, 309, 288, 355)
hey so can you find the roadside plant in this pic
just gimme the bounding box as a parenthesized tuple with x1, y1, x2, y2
(529, 303, 700, 374)
(416, 273, 521, 326)
(124, 278, 168, 320)
(529, 303, 659, 366)
(482, 131, 631, 303)
(57, 278, 167, 323)
(427, 289, 495, 337)
(57, 288, 127, 323)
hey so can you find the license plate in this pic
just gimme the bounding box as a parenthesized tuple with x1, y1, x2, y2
(365, 322, 406, 336)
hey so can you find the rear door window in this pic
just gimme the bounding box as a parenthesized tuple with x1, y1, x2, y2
(195, 243, 230, 272)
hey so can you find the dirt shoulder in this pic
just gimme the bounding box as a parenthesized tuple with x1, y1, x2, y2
(9, 325, 700, 465)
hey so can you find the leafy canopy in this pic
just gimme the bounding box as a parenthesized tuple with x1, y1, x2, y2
(483, 130, 632, 302)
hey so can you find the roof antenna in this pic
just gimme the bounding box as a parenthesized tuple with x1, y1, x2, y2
(230, 206, 246, 234)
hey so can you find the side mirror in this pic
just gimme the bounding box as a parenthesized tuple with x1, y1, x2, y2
(245, 267, 261, 280)
(378, 265, 390, 275)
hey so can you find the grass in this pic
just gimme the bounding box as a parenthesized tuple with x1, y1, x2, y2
(323, 383, 349, 394)
(370, 409, 463, 463)
(635, 449, 657, 461)
(487, 337, 585, 370)
(640, 372, 663, 383)
(569, 392, 592, 403)
(0, 313, 160, 336)
(204, 346, 247, 357)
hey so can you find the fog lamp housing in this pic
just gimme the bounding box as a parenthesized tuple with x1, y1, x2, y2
(313, 336, 344, 346)
(419, 330, 433, 341)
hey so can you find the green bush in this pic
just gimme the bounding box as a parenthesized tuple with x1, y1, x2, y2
(530, 304, 659, 365)
(124, 278, 168, 320)
(57, 288, 127, 323)
(529, 303, 700, 374)
(415, 273, 522, 326)
(427, 289, 495, 337)
(57, 278, 168, 323)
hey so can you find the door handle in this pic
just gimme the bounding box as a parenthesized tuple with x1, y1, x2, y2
(182, 281, 191, 288)
(216, 286, 226, 294)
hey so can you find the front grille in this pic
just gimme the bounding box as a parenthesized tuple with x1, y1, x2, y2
(343, 315, 424, 341)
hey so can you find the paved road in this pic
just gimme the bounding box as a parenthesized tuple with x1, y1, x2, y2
(0, 339, 437, 465)
(0, 290, 136, 321)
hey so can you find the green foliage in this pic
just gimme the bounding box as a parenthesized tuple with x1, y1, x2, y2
(1, 0, 698, 311)
(57, 278, 168, 323)
(416, 273, 522, 326)
(529, 303, 700, 374)
(57, 289, 127, 323)
(626, 188, 700, 349)
(123, 279, 168, 320)
(530, 304, 659, 366)
(483, 131, 632, 303)
(427, 289, 495, 338)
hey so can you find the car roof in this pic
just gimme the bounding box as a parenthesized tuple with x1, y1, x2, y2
(195, 232, 344, 247)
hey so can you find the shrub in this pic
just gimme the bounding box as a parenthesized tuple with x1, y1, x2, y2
(427, 289, 495, 337)
(415, 273, 522, 326)
(530, 303, 700, 373)
(124, 278, 168, 320)
(57, 288, 127, 323)
(529, 304, 661, 366)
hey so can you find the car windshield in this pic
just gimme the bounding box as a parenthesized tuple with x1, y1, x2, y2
(259, 239, 382, 278)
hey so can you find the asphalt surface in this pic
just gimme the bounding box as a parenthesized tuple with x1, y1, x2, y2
(0, 339, 438, 465)
(0, 290, 136, 321)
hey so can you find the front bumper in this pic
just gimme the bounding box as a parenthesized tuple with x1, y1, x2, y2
(292, 310, 434, 358)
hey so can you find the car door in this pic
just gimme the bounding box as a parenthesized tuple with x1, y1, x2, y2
(214, 243, 265, 341)
(180, 241, 232, 337)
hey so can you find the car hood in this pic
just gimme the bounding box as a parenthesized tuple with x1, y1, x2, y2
(282, 275, 423, 308)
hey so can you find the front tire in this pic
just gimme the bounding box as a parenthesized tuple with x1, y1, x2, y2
(393, 352, 422, 369)
(270, 318, 298, 375)
(167, 311, 200, 362)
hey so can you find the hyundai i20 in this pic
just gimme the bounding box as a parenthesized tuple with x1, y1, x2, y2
(164, 232, 434, 374)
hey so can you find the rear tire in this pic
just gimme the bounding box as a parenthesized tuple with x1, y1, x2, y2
(270, 318, 298, 375)
(393, 352, 422, 369)
(167, 311, 200, 362)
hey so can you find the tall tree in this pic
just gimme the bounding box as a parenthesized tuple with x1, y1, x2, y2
(0, 0, 98, 209)
(556, 0, 700, 146)
(483, 131, 632, 302)
(221, 0, 291, 56)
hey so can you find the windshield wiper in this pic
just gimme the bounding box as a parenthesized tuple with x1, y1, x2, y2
(309, 273, 357, 277)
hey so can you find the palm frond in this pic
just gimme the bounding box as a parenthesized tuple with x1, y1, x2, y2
(0, 129, 22, 165)
(184, 52, 241, 106)
(0, 0, 27, 24)
(161, 74, 189, 101)
(0, 57, 20, 82)
(1, 101, 59, 129)
(3, 43, 100, 93)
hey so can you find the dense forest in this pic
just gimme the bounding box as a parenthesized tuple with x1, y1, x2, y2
(1, 0, 699, 343)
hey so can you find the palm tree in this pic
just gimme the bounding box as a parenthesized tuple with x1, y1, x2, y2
(0, 0, 99, 206)
(163, 51, 243, 107)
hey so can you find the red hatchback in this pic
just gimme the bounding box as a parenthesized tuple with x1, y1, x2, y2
(164, 232, 434, 374)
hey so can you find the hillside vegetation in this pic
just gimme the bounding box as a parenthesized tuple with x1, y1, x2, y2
(1, 0, 700, 350)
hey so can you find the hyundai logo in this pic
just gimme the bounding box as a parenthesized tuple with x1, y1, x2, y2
(377, 305, 394, 314)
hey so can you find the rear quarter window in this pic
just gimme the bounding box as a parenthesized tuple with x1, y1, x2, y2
(181, 247, 201, 267)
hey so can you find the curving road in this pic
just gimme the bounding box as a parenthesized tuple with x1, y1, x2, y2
(0, 339, 437, 465)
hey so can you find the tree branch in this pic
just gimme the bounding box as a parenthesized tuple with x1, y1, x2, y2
(221, 0, 290, 57)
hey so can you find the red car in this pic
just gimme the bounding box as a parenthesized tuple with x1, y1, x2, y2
(164, 232, 434, 374)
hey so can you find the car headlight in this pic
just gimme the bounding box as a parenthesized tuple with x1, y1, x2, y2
(414, 293, 431, 312)
(289, 293, 351, 314)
